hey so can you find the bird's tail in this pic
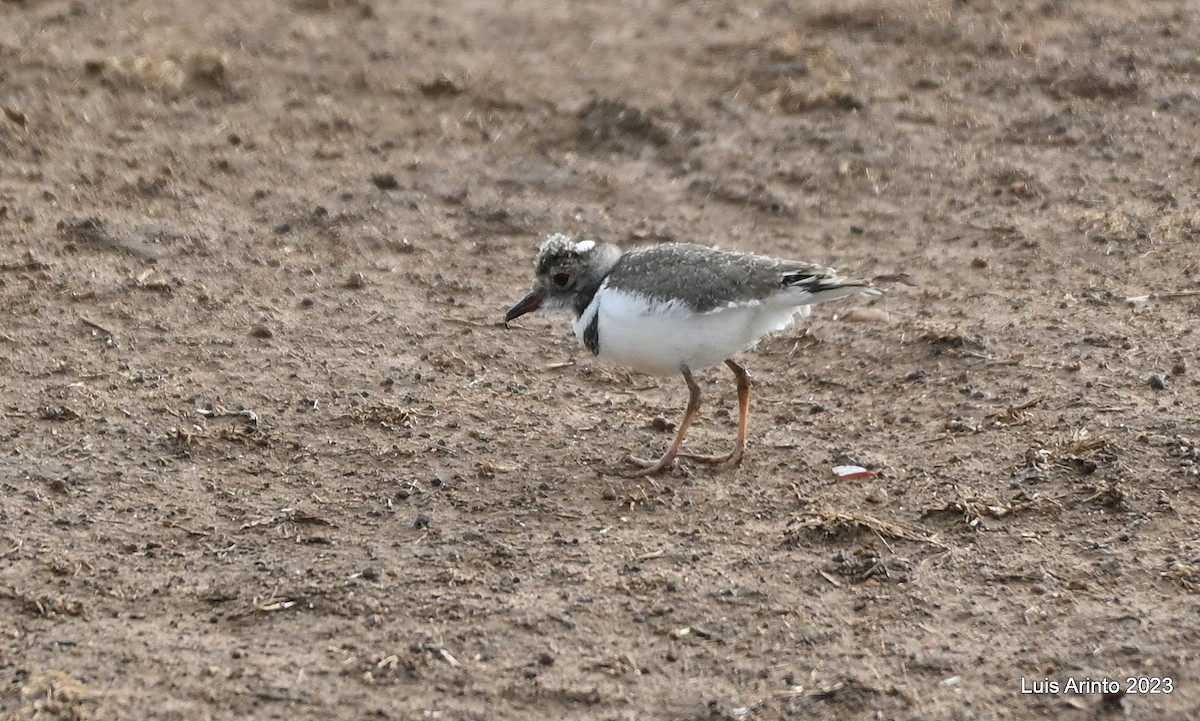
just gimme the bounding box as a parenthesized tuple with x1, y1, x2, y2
(782, 269, 882, 305)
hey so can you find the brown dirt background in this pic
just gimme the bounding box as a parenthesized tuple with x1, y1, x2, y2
(3, 0, 1200, 719)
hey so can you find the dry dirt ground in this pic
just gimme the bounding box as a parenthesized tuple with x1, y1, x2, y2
(2, 0, 1200, 719)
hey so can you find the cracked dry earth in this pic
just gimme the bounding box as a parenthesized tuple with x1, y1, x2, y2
(2, 0, 1200, 719)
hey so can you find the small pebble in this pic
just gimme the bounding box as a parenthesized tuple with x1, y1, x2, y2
(371, 173, 399, 190)
(842, 307, 890, 324)
(970, 257, 988, 269)
(865, 487, 889, 505)
(250, 325, 274, 339)
(649, 416, 675, 433)
(1100, 689, 1127, 712)
(537, 652, 555, 666)
(1149, 374, 1168, 390)
(1171, 361, 1186, 375)
(344, 272, 366, 289)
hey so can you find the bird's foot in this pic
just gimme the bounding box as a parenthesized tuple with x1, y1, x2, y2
(678, 448, 745, 467)
(624, 452, 678, 477)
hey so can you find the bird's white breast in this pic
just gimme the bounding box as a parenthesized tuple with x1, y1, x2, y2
(574, 283, 803, 376)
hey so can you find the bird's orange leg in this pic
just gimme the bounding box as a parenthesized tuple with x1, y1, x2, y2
(679, 359, 751, 466)
(626, 368, 702, 476)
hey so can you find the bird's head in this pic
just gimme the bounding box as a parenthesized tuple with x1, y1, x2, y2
(504, 234, 620, 325)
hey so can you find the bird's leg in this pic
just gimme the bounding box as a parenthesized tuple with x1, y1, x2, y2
(626, 368, 702, 476)
(679, 359, 751, 466)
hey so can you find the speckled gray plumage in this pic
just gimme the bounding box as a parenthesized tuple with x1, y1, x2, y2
(605, 242, 868, 312)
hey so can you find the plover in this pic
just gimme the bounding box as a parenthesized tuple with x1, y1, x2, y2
(504, 234, 881, 476)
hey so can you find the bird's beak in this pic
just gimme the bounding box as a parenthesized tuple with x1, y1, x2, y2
(504, 289, 545, 327)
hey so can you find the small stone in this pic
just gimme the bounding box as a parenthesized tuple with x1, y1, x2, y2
(537, 652, 554, 666)
(842, 307, 890, 324)
(2, 105, 27, 127)
(1062, 126, 1087, 144)
(250, 325, 273, 339)
(371, 173, 399, 190)
(344, 272, 366, 289)
(849, 224, 865, 235)
(971, 257, 988, 269)
(1100, 688, 1127, 711)
(412, 514, 431, 529)
(1149, 374, 1168, 390)
(649, 416, 675, 433)
(865, 487, 889, 504)
(1171, 361, 1186, 375)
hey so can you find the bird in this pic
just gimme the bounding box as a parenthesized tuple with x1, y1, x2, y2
(504, 233, 881, 476)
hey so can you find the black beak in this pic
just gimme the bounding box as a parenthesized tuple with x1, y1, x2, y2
(504, 289, 545, 327)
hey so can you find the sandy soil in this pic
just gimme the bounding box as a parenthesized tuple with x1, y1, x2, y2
(2, 0, 1200, 719)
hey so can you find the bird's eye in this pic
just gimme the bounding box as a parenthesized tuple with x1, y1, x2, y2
(551, 272, 573, 288)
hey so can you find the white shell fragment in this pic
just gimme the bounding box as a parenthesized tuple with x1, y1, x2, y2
(832, 465, 874, 480)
